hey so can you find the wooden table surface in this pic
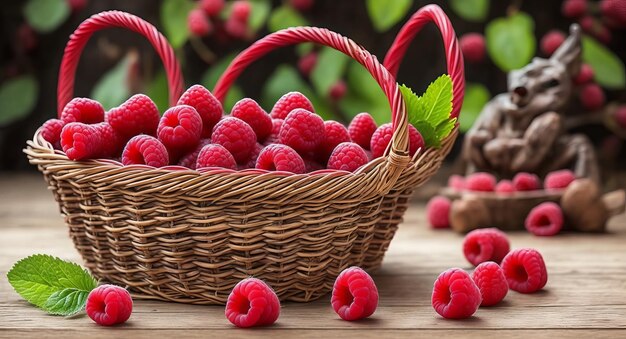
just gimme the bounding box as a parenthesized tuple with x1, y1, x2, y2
(1, 174, 625, 338)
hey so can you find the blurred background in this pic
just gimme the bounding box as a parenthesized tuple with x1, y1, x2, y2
(1, 0, 625, 187)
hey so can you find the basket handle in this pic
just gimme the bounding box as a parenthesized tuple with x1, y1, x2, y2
(383, 4, 465, 119)
(56, 11, 184, 116)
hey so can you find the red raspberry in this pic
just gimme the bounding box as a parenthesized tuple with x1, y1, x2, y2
(465, 172, 496, 192)
(459, 33, 486, 64)
(579, 15, 595, 32)
(240, 143, 264, 169)
(188, 8, 212, 37)
(574, 64, 594, 85)
(93, 122, 124, 158)
(60, 122, 101, 160)
(40, 119, 64, 148)
(196, 144, 237, 170)
(370, 123, 423, 158)
(472, 262, 508, 307)
(225, 278, 280, 328)
(256, 144, 305, 173)
(157, 105, 203, 157)
(495, 179, 516, 194)
(600, 0, 626, 28)
(463, 228, 511, 266)
(60, 97, 105, 124)
(408, 125, 425, 156)
(177, 139, 211, 169)
(224, 15, 249, 39)
(614, 105, 626, 129)
(562, 0, 587, 18)
(289, 0, 314, 11)
(177, 84, 223, 137)
(331, 267, 378, 321)
(106, 94, 160, 137)
(212, 117, 256, 163)
(327, 142, 368, 172)
(348, 112, 377, 150)
(264, 118, 284, 145)
(298, 52, 317, 77)
(512, 172, 540, 191)
(201, 0, 225, 16)
(580, 83, 605, 111)
(270, 92, 315, 119)
(329, 80, 347, 101)
(431, 268, 481, 319)
(426, 196, 451, 229)
(544, 169, 576, 189)
(280, 108, 325, 153)
(319, 120, 351, 161)
(122, 135, 169, 167)
(540, 30, 566, 56)
(447, 175, 465, 191)
(17, 23, 37, 53)
(86, 284, 133, 326)
(525, 202, 564, 236)
(501, 248, 548, 293)
(231, 98, 272, 141)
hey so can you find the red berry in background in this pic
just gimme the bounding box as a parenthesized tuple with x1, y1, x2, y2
(525, 202, 564, 236)
(447, 174, 465, 191)
(271, 92, 315, 119)
(188, 8, 212, 37)
(280, 108, 326, 153)
(614, 105, 626, 129)
(177, 84, 224, 138)
(225, 16, 249, 39)
(579, 15, 595, 32)
(256, 144, 306, 173)
(289, 0, 314, 11)
(106, 94, 160, 137)
(472, 262, 508, 307)
(580, 83, 605, 111)
(594, 24, 612, 44)
(86, 285, 133, 326)
(40, 119, 65, 149)
(17, 23, 38, 53)
(501, 248, 548, 293)
(540, 30, 566, 56)
(225, 278, 280, 328)
(196, 144, 237, 170)
(298, 52, 318, 77)
(331, 267, 378, 321)
(61, 97, 105, 124)
(463, 228, 510, 266)
(512, 172, 540, 191)
(327, 142, 369, 172)
(231, 98, 272, 142)
(574, 64, 594, 85)
(231, 0, 251, 21)
(544, 169, 576, 190)
(212, 117, 257, 163)
(426, 196, 451, 229)
(122, 135, 169, 167)
(495, 179, 516, 194)
(432, 268, 481, 319)
(465, 172, 496, 192)
(459, 33, 486, 64)
(329, 80, 347, 101)
(600, 0, 626, 29)
(348, 112, 377, 150)
(562, 0, 588, 18)
(67, 0, 87, 13)
(201, 0, 225, 17)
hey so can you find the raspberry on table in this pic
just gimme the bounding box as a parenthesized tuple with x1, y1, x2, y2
(370, 123, 423, 158)
(40, 118, 64, 149)
(327, 142, 368, 172)
(93, 122, 125, 158)
(348, 112, 377, 150)
(426, 196, 451, 229)
(525, 202, 564, 236)
(256, 144, 305, 174)
(495, 179, 516, 194)
(106, 94, 160, 137)
(459, 33, 486, 64)
(279, 108, 326, 154)
(212, 117, 257, 163)
(122, 135, 169, 167)
(472, 262, 508, 306)
(331, 266, 378, 321)
(463, 228, 511, 266)
(60, 97, 105, 124)
(225, 278, 280, 328)
(177, 139, 212, 169)
(574, 64, 594, 85)
(231, 98, 272, 142)
(540, 30, 566, 56)
(196, 144, 237, 170)
(188, 8, 212, 37)
(512, 172, 541, 191)
(239, 143, 264, 169)
(501, 248, 548, 293)
(465, 172, 496, 192)
(431, 268, 481, 319)
(318, 120, 351, 162)
(86, 284, 133, 326)
(177, 84, 223, 137)
(544, 169, 576, 189)
(270, 91, 314, 119)
(157, 105, 203, 156)
(60, 122, 102, 160)
(447, 175, 465, 191)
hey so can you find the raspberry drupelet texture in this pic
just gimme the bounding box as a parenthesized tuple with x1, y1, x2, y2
(370, 123, 424, 159)
(41, 118, 64, 148)
(177, 84, 223, 137)
(348, 112, 377, 150)
(447, 175, 465, 191)
(465, 172, 497, 192)
(177, 139, 212, 169)
(60, 97, 105, 124)
(122, 135, 169, 167)
(256, 144, 306, 174)
(106, 94, 160, 137)
(512, 172, 541, 191)
(459, 33, 486, 64)
(240, 143, 264, 169)
(319, 120, 351, 161)
(472, 262, 508, 306)
(463, 228, 511, 266)
(431, 268, 482, 319)
(327, 142, 368, 172)
(86, 284, 133, 326)
(331, 266, 379, 321)
(93, 122, 125, 158)
(426, 196, 451, 229)
(495, 180, 516, 194)
(264, 118, 284, 145)
(501, 248, 548, 293)
(270, 91, 314, 119)
(525, 202, 564, 236)
(225, 278, 280, 328)
(157, 105, 203, 157)
(279, 108, 326, 154)
(231, 98, 273, 141)
(196, 144, 237, 170)
(544, 169, 576, 189)
(212, 117, 257, 163)
(60, 122, 102, 160)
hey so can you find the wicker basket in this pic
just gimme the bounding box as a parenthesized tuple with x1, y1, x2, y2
(25, 6, 464, 305)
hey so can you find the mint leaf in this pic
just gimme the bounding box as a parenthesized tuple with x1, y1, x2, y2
(7, 255, 97, 315)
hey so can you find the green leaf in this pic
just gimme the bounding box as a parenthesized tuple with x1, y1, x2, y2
(449, 0, 489, 22)
(249, 0, 271, 31)
(268, 5, 308, 32)
(23, 0, 70, 33)
(7, 254, 97, 315)
(91, 54, 132, 110)
(161, 0, 196, 49)
(341, 61, 390, 124)
(201, 52, 244, 112)
(310, 47, 349, 97)
(459, 83, 490, 132)
(582, 35, 626, 89)
(146, 70, 168, 114)
(366, 0, 412, 32)
(44, 288, 90, 316)
(486, 13, 536, 72)
(0, 75, 38, 126)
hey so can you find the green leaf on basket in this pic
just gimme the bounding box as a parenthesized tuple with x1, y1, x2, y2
(582, 35, 626, 89)
(7, 254, 97, 315)
(449, 0, 490, 22)
(341, 60, 390, 124)
(161, 0, 196, 49)
(91, 53, 133, 110)
(459, 83, 490, 132)
(366, 0, 412, 32)
(145, 70, 169, 114)
(486, 12, 536, 72)
(311, 47, 350, 97)
(268, 5, 308, 32)
(0, 75, 38, 126)
(23, 0, 70, 33)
